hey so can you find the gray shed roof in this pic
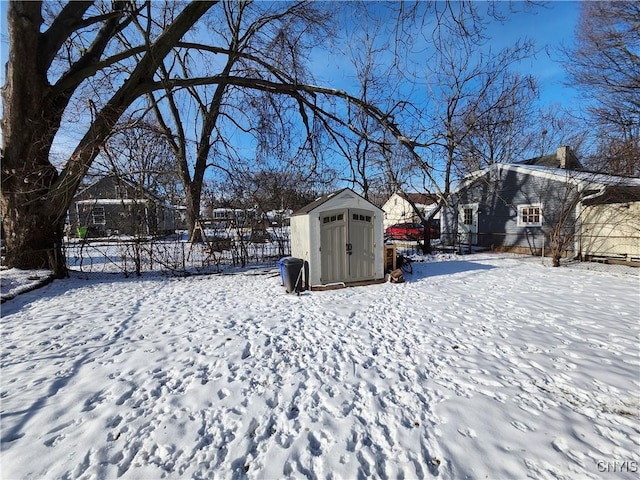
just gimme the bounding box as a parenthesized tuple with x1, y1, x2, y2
(292, 188, 382, 216)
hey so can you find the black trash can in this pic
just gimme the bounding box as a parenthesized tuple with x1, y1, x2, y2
(282, 257, 304, 293)
(277, 256, 292, 286)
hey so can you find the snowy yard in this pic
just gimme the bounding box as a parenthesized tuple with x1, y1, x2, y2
(1, 253, 638, 479)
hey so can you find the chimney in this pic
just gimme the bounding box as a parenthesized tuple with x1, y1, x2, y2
(557, 145, 569, 169)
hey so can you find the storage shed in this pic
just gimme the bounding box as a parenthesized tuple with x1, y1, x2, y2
(290, 188, 385, 289)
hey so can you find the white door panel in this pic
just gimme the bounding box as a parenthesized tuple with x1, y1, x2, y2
(458, 204, 478, 245)
(320, 211, 347, 284)
(320, 209, 375, 284)
(348, 210, 374, 282)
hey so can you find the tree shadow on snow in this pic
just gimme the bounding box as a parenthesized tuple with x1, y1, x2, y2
(0, 270, 171, 311)
(408, 259, 494, 281)
(0, 292, 137, 453)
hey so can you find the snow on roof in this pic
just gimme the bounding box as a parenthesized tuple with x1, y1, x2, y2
(75, 198, 148, 205)
(505, 164, 640, 187)
(458, 163, 640, 191)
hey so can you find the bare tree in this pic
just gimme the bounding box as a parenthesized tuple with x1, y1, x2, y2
(455, 72, 539, 175)
(1, 1, 215, 275)
(95, 120, 182, 204)
(400, 14, 537, 252)
(0, 1, 391, 271)
(563, 1, 640, 176)
(544, 180, 582, 267)
(229, 168, 324, 215)
(1, 0, 544, 275)
(337, 5, 408, 200)
(315, 2, 541, 254)
(143, 2, 337, 241)
(527, 108, 588, 161)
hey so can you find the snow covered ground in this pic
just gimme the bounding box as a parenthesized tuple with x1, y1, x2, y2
(1, 253, 638, 479)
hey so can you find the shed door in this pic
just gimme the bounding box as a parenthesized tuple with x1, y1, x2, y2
(320, 209, 375, 284)
(348, 210, 375, 282)
(320, 211, 347, 284)
(458, 204, 479, 245)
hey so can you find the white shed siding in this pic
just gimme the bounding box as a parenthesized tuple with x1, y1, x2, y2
(290, 215, 310, 260)
(307, 211, 322, 284)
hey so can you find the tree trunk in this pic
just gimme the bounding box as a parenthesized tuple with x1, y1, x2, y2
(185, 183, 203, 242)
(422, 225, 432, 254)
(1, 166, 67, 276)
(2, 1, 215, 274)
(2, 188, 66, 277)
(1, 2, 63, 275)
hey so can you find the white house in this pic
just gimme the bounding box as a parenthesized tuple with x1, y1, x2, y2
(290, 188, 385, 289)
(382, 192, 440, 228)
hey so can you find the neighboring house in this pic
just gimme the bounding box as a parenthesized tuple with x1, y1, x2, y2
(210, 208, 255, 225)
(382, 192, 440, 229)
(173, 205, 188, 231)
(264, 209, 293, 226)
(68, 176, 177, 238)
(580, 187, 640, 261)
(442, 146, 640, 262)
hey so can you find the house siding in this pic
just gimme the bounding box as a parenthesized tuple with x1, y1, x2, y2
(444, 167, 580, 254)
(72, 201, 151, 237)
(581, 202, 640, 259)
(68, 177, 176, 237)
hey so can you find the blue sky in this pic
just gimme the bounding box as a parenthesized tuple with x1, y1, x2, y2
(489, 1, 582, 107)
(0, 1, 581, 104)
(309, 1, 582, 110)
(0, 1, 583, 158)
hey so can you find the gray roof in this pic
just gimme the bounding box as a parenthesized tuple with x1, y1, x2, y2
(292, 188, 349, 216)
(292, 188, 382, 216)
(514, 146, 583, 170)
(458, 163, 640, 195)
(73, 175, 174, 208)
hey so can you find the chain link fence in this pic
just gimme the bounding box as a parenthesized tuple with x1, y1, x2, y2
(62, 231, 291, 277)
(2, 232, 636, 279)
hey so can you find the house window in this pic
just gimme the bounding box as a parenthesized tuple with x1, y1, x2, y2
(91, 206, 106, 225)
(462, 207, 474, 225)
(518, 205, 542, 226)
